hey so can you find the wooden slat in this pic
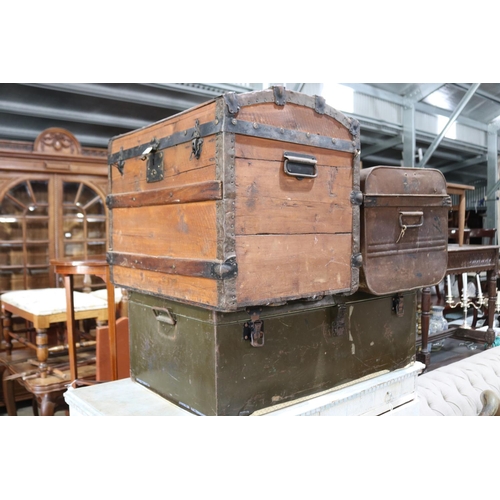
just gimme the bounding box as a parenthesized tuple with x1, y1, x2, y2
(235, 233, 352, 303)
(111, 201, 218, 260)
(108, 180, 222, 209)
(110, 137, 217, 195)
(235, 134, 353, 167)
(109, 101, 217, 154)
(235, 157, 352, 235)
(112, 266, 219, 307)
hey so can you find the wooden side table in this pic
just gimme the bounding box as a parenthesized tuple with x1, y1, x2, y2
(51, 257, 118, 382)
(417, 244, 499, 367)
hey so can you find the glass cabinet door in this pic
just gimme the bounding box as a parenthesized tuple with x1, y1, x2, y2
(62, 181, 106, 259)
(0, 179, 51, 291)
(0, 177, 107, 293)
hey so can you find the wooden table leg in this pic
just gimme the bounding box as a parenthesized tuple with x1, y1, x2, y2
(35, 391, 66, 416)
(35, 328, 49, 378)
(2, 309, 13, 353)
(2, 368, 18, 416)
(486, 270, 497, 347)
(63, 274, 78, 381)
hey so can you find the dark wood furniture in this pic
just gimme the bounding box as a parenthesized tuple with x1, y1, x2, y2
(0, 128, 108, 294)
(417, 244, 499, 367)
(51, 257, 118, 382)
(2, 351, 96, 416)
(1, 287, 110, 415)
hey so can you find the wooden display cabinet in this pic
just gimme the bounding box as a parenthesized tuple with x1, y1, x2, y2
(0, 128, 109, 293)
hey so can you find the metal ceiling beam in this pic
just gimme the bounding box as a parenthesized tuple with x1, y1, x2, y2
(20, 83, 203, 111)
(360, 135, 402, 158)
(417, 83, 481, 168)
(0, 99, 149, 130)
(0, 125, 108, 148)
(404, 83, 446, 103)
(415, 101, 489, 131)
(438, 154, 487, 173)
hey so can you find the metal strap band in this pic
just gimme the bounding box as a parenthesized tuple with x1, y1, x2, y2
(107, 252, 237, 280)
(109, 119, 358, 165)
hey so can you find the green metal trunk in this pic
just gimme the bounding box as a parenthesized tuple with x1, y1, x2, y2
(128, 290, 416, 416)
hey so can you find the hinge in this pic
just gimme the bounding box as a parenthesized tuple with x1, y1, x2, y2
(273, 86, 286, 106)
(224, 92, 241, 115)
(110, 147, 125, 176)
(314, 95, 326, 114)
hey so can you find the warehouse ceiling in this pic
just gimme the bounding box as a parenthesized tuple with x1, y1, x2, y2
(0, 82, 499, 189)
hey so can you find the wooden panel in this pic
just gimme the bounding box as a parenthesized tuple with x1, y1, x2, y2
(107, 180, 222, 209)
(110, 136, 217, 195)
(111, 201, 218, 260)
(112, 266, 219, 307)
(234, 157, 352, 235)
(235, 134, 353, 167)
(235, 233, 352, 304)
(236, 101, 353, 141)
(109, 101, 217, 153)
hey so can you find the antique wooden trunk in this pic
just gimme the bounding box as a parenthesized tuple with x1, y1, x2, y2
(107, 87, 362, 312)
(359, 166, 451, 295)
(128, 289, 416, 416)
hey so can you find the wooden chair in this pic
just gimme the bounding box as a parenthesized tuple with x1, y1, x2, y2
(1, 257, 128, 415)
(468, 228, 497, 245)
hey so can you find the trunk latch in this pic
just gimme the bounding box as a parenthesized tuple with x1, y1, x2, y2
(142, 138, 164, 183)
(243, 309, 265, 347)
(392, 293, 405, 317)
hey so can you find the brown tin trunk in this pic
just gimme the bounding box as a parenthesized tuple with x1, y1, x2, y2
(359, 166, 451, 295)
(107, 87, 362, 311)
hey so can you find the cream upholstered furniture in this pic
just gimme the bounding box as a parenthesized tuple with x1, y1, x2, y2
(416, 346, 500, 416)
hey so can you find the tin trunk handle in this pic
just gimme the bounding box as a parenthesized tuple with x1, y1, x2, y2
(283, 152, 317, 179)
(399, 211, 424, 228)
(152, 307, 176, 325)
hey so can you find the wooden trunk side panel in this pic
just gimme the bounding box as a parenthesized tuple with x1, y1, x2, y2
(234, 156, 353, 235)
(112, 266, 219, 307)
(109, 101, 217, 154)
(111, 201, 218, 259)
(235, 234, 352, 304)
(236, 102, 352, 141)
(235, 134, 353, 167)
(110, 137, 217, 195)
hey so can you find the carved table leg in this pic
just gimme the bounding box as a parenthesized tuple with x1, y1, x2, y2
(35, 328, 49, 378)
(36, 391, 66, 416)
(36, 394, 57, 416)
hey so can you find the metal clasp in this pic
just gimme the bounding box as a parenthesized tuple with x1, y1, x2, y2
(142, 138, 164, 183)
(392, 293, 405, 317)
(243, 309, 264, 347)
